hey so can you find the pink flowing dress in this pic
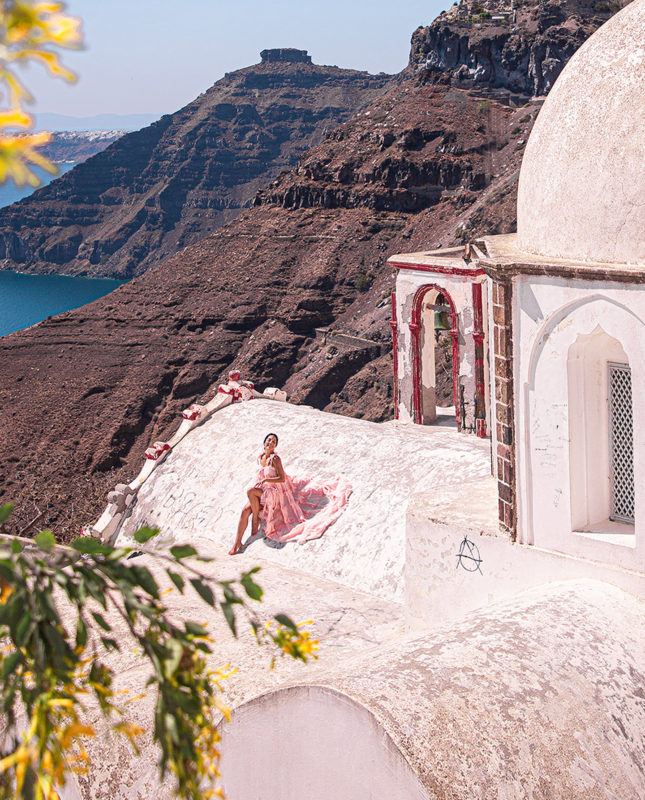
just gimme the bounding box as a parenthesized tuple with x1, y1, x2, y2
(253, 453, 351, 544)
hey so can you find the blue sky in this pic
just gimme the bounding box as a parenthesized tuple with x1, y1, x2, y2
(25, 0, 451, 117)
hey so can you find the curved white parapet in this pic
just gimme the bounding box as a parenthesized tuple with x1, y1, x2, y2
(82, 373, 287, 542)
(219, 686, 428, 800)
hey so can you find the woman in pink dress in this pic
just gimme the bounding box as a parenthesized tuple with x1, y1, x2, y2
(229, 432, 351, 555)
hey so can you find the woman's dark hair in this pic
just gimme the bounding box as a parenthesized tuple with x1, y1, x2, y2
(264, 432, 279, 445)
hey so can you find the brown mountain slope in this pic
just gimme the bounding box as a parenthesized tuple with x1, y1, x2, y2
(0, 80, 533, 537)
(0, 2, 628, 536)
(0, 50, 394, 278)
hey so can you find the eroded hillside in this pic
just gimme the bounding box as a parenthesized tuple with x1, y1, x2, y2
(0, 2, 630, 536)
(0, 81, 536, 536)
(0, 51, 394, 278)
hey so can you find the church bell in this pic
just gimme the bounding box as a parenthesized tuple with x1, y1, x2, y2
(433, 310, 450, 331)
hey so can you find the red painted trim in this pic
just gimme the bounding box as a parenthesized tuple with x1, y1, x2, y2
(472, 282, 487, 438)
(410, 284, 460, 428)
(389, 260, 485, 278)
(389, 291, 399, 420)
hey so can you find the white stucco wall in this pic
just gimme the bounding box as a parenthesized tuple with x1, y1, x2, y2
(219, 687, 428, 800)
(220, 580, 645, 800)
(514, 275, 645, 573)
(405, 478, 645, 630)
(118, 401, 491, 600)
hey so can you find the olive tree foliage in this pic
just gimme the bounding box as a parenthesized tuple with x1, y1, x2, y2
(0, 0, 82, 186)
(0, 506, 317, 800)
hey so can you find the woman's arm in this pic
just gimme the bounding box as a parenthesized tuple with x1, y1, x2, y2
(261, 455, 285, 484)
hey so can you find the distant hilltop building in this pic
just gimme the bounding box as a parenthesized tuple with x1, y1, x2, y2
(449, 0, 514, 19)
(260, 48, 312, 64)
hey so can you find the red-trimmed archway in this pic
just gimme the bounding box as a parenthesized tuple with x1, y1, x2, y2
(410, 284, 460, 428)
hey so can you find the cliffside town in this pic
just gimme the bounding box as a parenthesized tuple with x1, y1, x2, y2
(39, 130, 126, 164)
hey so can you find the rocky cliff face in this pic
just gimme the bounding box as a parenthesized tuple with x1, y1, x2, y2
(0, 4, 627, 537)
(0, 52, 394, 278)
(409, 0, 631, 97)
(0, 78, 536, 537)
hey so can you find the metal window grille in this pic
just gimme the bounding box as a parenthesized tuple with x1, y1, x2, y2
(608, 363, 635, 524)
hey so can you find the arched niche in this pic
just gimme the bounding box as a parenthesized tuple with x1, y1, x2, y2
(520, 295, 645, 568)
(410, 284, 458, 427)
(568, 326, 632, 531)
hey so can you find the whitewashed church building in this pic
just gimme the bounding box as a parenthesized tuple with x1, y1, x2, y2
(75, 4, 645, 798)
(391, 0, 645, 577)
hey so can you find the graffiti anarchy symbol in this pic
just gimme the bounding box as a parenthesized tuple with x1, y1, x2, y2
(456, 536, 483, 574)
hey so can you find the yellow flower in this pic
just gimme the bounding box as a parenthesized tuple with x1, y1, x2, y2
(0, 577, 13, 604)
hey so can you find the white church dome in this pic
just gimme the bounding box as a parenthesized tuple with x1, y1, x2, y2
(516, 0, 645, 266)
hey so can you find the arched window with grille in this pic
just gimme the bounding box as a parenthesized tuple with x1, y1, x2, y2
(568, 326, 635, 532)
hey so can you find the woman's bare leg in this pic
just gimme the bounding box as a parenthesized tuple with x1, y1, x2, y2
(229, 504, 252, 555)
(247, 488, 263, 535)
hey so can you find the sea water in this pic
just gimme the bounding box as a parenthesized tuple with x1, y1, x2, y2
(0, 163, 126, 337)
(0, 162, 75, 208)
(0, 271, 124, 337)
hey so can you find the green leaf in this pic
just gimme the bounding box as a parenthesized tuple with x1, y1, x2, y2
(1, 651, 20, 679)
(169, 544, 197, 560)
(92, 611, 112, 632)
(0, 561, 14, 585)
(167, 571, 185, 593)
(130, 565, 159, 599)
(220, 602, 237, 637)
(133, 526, 160, 544)
(165, 639, 184, 676)
(190, 578, 214, 607)
(71, 537, 110, 555)
(274, 613, 298, 632)
(10, 539, 22, 554)
(76, 616, 87, 648)
(0, 504, 13, 525)
(164, 711, 179, 745)
(185, 621, 207, 637)
(16, 613, 32, 646)
(34, 530, 55, 551)
(241, 573, 263, 602)
(77, 567, 108, 607)
(41, 622, 70, 661)
(221, 583, 243, 605)
(100, 636, 119, 651)
(166, 685, 199, 716)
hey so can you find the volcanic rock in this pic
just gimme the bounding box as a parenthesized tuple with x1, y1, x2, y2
(409, 0, 632, 97)
(0, 56, 394, 278)
(0, 1, 628, 536)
